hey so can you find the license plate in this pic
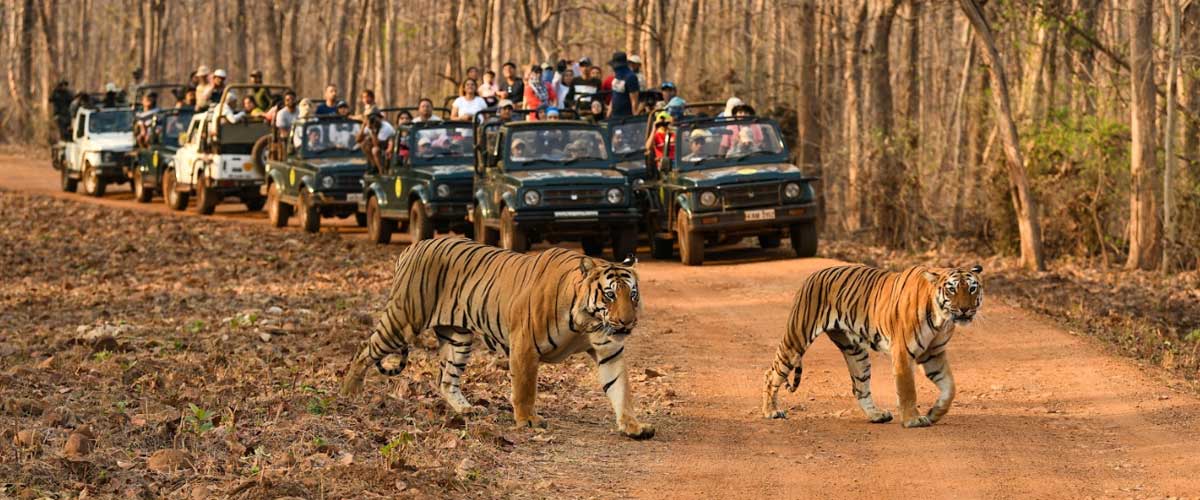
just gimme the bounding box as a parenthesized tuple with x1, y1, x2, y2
(346, 193, 363, 203)
(555, 210, 599, 218)
(744, 209, 776, 221)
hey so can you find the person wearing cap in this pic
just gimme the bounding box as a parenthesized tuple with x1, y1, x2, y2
(451, 78, 488, 120)
(661, 81, 678, 104)
(315, 85, 339, 115)
(200, 69, 228, 108)
(544, 106, 561, 121)
(576, 56, 592, 80)
(413, 97, 443, 123)
(628, 55, 648, 92)
(193, 65, 212, 105)
(335, 100, 351, 117)
(606, 52, 640, 118)
(666, 96, 686, 120)
(250, 70, 272, 111)
(191, 65, 210, 90)
(496, 99, 515, 123)
(682, 128, 713, 161)
(498, 62, 524, 106)
(645, 111, 674, 163)
(416, 135, 435, 158)
(510, 138, 530, 161)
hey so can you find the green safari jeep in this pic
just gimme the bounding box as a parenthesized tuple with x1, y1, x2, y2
(129, 107, 195, 202)
(471, 120, 639, 261)
(639, 115, 820, 265)
(264, 115, 369, 233)
(360, 120, 476, 244)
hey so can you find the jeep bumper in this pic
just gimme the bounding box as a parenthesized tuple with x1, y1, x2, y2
(686, 203, 818, 232)
(512, 208, 640, 236)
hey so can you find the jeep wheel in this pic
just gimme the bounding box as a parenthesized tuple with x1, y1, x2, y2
(677, 208, 704, 266)
(354, 212, 368, 227)
(298, 190, 321, 233)
(164, 168, 189, 211)
(196, 176, 219, 215)
(409, 200, 434, 242)
(473, 205, 498, 246)
(758, 234, 782, 249)
(581, 237, 605, 256)
(60, 167, 78, 193)
(790, 222, 818, 258)
(367, 196, 394, 244)
(133, 169, 153, 203)
(82, 162, 106, 197)
(499, 208, 527, 253)
(243, 194, 266, 212)
(250, 135, 270, 176)
(267, 182, 291, 227)
(611, 226, 638, 262)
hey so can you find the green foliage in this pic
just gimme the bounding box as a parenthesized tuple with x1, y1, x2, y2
(302, 385, 333, 415)
(186, 320, 206, 334)
(379, 431, 416, 468)
(1185, 329, 1200, 343)
(92, 350, 112, 363)
(229, 312, 258, 329)
(185, 403, 215, 434)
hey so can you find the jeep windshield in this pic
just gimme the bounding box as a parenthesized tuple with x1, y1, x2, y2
(507, 128, 609, 169)
(159, 110, 194, 145)
(411, 124, 474, 163)
(89, 110, 134, 134)
(676, 120, 786, 171)
(294, 121, 362, 158)
(611, 120, 647, 157)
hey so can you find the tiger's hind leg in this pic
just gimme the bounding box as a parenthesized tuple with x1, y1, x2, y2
(433, 326, 477, 414)
(762, 331, 810, 419)
(340, 306, 418, 397)
(827, 330, 892, 424)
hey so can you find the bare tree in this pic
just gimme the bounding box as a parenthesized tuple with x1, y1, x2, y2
(1126, 0, 1161, 270)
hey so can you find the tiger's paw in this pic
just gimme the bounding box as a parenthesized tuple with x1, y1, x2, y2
(620, 422, 656, 440)
(866, 410, 893, 424)
(764, 409, 787, 419)
(515, 414, 547, 429)
(901, 415, 932, 428)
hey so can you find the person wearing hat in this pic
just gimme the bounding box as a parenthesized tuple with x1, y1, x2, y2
(660, 81, 678, 104)
(250, 70, 272, 111)
(199, 69, 228, 109)
(682, 128, 713, 162)
(606, 51, 640, 118)
(628, 54, 648, 92)
(645, 111, 674, 163)
(494, 99, 515, 123)
(335, 100, 351, 117)
(545, 106, 561, 121)
(576, 56, 592, 80)
(510, 138, 530, 161)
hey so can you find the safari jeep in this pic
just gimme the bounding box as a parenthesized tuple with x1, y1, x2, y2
(640, 115, 819, 265)
(52, 106, 136, 197)
(471, 120, 639, 261)
(165, 84, 284, 214)
(264, 115, 369, 233)
(360, 119, 475, 244)
(129, 107, 194, 202)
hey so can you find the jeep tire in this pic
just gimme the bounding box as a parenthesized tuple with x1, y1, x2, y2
(367, 196, 394, 244)
(298, 190, 321, 233)
(196, 176, 219, 215)
(354, 212, 368, 227)
(499, 208, 527, 253)
(132, 169, 153, 202)
(581, 237, 605, 256)
(758, 234, 782, 249)
(650, 236, 674, 259)
(677, 208, 704, 266)
(82, 161, 106, 197)
(473, 205, 498, 246)
(611, 226, 638, 262)
(267, 182, 291, 227)
(790, 222, 818, 258)
(60, 167, 78, 193)
(164, 168, 189, 211)
(242, 194, 266, 212)
(409, 200, 434, 242)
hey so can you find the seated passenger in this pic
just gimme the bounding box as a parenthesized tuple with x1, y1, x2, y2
(416, 136, 433, 157)
(451, 79, 488, 120)
(315, 85, 339, 115)
(336, 100, 351, 117)
(413, 97, 442, 123)
(645, 111, 674, 162)
(397, 110, 414, 126)
(274, 91, 299, 135)
(544, 106, 561, 121)
(478, 70, 499, 106)
(496, 99, 515, 123)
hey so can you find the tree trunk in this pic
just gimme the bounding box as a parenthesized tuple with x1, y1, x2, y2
(264, 0, 287, 83)
(348, 0, 370, 106)
(1183, 1, 1200, 180)
(843, 2, 869, 232)
(489, 0, 502, 70)
(797, 0, 823, 228)
(624, 0, 637, 52)
(864, 0, 903, 248)
(234, 0, 247, 73)
(959, 0, 1046, 271)
(674, 0, 699, 86)
(1126, 0, 1161, 270)
(1162, 0, 1180, 271)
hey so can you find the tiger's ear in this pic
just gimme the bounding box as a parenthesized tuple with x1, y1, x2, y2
(579, 257, 596, 277)
(970, 264, 983, 274)
(921, 271, 940, 284)
(622, 254, 638, 266)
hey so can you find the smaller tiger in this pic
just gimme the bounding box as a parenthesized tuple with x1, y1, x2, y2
(762, 264, 983, 428)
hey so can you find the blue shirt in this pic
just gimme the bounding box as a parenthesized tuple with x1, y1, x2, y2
(315, 102, 338, 115)
(609, 65, 640, 117)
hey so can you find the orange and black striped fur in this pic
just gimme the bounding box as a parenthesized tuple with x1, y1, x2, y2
(762, 264, 984, 428)
(340, 237, 654, 439)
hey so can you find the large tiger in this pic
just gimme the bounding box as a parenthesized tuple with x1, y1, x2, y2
(340, 237, 654, 439)
(762, 264, 983, 428)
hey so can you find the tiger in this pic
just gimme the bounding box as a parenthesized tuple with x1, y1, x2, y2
(340, 237, 655, 440)
(761, 264, 983, 428)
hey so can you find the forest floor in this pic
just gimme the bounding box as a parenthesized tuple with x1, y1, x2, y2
(4, 152, 1200, 498)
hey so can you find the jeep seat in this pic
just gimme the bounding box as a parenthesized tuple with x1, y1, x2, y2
(218, 121, 271, 154)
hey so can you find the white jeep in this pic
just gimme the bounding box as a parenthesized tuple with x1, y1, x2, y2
(163, 89, 270, 214)
(52, 107, 136, 197)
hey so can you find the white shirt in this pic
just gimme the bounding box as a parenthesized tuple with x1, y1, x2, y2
(377, 121, 396, 142)
(275, 107, 297, 130)
(452, 96, 488, 119)
(412, 114, 443, 123)
(555, 83, 570, 108)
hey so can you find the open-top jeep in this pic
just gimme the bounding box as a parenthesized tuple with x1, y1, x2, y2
(639, 115, 819, 265)
(165, 84, 287, 214)
(52, 104, 135, 197)
(264, 114, 369, 233)
(360, 117, 475, 244)
(471, 119, 639, 261)
(129, 84, 191, 202)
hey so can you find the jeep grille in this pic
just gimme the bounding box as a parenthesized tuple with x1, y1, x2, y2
(542, 187, 605, 207)
(333, 175, 361, 191)
(721, 182, 780, 209)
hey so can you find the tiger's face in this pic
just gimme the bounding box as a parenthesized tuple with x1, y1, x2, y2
(926, 265, 984, 325)
(579, 257, 641, 338)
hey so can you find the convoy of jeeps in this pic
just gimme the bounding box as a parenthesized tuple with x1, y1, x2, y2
(50, 83, 822, 265)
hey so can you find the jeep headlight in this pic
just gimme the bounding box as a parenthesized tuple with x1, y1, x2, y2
(699, 191, 718, 207)
(321, 175, 335, 189)
(436, 184, 451, 198)
(523, 190, 541, 206)
(606, 187, 624, 204)
(784, 182, 801, 199)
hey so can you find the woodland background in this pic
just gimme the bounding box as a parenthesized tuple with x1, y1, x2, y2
(1, 0, 1198, 272)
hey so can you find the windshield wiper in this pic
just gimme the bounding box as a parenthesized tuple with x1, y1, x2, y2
(733, 150, 779, 162)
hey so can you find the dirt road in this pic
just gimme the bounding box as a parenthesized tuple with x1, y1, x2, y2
(5, 152, 1200, 498)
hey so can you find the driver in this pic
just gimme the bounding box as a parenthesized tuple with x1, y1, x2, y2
(306, 127, 325, 152)
(416, 136, 434, 157)
(510, 138, 530, 161)
(682, 129, 712, 161)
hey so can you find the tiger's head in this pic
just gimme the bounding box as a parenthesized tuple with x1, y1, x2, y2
(577, 256, 641, 339)
(923, 264, 984, 326)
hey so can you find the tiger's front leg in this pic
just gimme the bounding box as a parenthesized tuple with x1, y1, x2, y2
(920, 352, 955, 424)
(508, 327, 545, 429)
(590, 343, 655, 440)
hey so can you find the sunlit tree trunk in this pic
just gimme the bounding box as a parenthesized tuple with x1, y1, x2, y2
(1126, 0, 1161, 270)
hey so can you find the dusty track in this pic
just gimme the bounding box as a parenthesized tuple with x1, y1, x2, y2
(5, 152, 1200, 498)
